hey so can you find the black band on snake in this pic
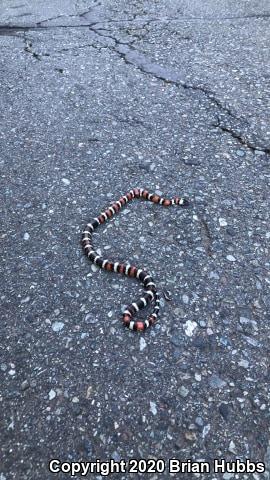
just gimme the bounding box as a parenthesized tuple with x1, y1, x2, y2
(82, 188, 189, 332)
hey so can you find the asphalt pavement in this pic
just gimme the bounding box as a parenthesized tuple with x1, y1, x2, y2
(1, 1, 270, 479)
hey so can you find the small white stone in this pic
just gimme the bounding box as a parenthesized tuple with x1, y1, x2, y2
(182, 294, 189, 304)
(149, 401, 157, 415)
(91, 264, 98, 272)
(179, 386, 189, 398)
(23, 232, 30, 241)
(183, 320, 198, 337)
(52, 321, 64, 332)
(62, 178, 70, 185)
(209, 271, 219, 280)
(72, 397, 79, 403)
(7, 417, 15, 431)
(195, 373, 201, 381)
(21, 296, 30, 304)
(48, 389, 56, 400)
(228, 440, 237, 454)
(202, 424, 211, 438)
(139, 338, 146, 351)
(219, 218, 227, 227)
(238, 359, 249, 368)
(107, 311, 113, 318)
(8, 369, 16, 376)
(226, 254, 236, 262)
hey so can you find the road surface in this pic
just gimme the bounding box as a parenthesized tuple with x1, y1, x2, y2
(1, 1, 270, 479)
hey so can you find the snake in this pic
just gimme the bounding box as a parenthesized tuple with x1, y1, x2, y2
(82, 188, 189, 331)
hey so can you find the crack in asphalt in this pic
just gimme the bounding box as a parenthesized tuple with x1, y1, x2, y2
(1, 15, 269, 155)
(35, 7, 99, 26)
(213, 118, 270, 154)
(93, 36, 269, 155)
(2, 10, 270, 32)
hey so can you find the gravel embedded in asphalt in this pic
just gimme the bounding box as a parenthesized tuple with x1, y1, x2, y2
(1, 1, 270, 479)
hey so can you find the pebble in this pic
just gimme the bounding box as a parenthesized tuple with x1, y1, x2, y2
(226, 255, 236, 262)
(202, 424, 211, 438)
(183, 320, 198, 337)
(62, 178, 70, 185)
(219, 218, 227, 227)
(179, 386, 189, 398)
(238, 359, 249, 369)
(195, 417, 204, 428)
(219, 336, 231, 347)
(21, 296, 30, 304)
(91, 264, 98, 272)
(21, 380, 30, 391)
(195, 373, 201, 381)
(239, 317, 257, 329)
(139, 337, 146, 351)
(219, 402, 230, 421)
(52, 321, 64, 332)
(209, 271, 219, 280)
(182, 294, 189, 304)
(242, 335, 259, 347)
(85, 314, 97, 324)
(48, 389, 56, 400)
(23, 232, 30, 240)
(184, 431, 197, 441)
(228, 440, 237, 454)
(236, 149, 245, 157)
(209, 374, 227, 389)
(149, 401, 157, 415)
(199, 320, 207, 328)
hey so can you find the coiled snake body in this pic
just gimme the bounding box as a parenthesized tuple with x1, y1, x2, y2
(82, 188, 189, 331)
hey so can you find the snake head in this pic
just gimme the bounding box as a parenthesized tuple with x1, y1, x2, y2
(179, 197, 190, 207)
